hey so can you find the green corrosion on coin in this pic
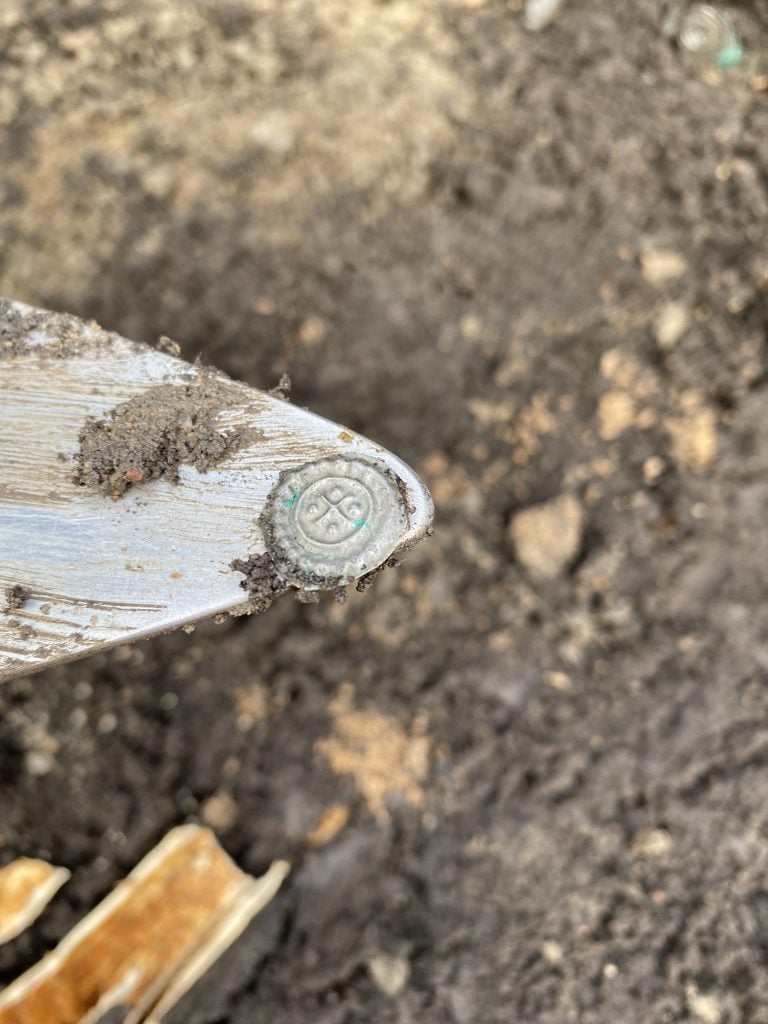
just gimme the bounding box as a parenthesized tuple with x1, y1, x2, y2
(266, 456, 407, 586)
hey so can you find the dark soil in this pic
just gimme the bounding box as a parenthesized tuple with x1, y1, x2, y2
(2, 588, 30, 614)
(231, 552, 293, 613)
(75, 377, 257, 497)
(2, 1, 768, 1022)
(0, 297, 115, 360)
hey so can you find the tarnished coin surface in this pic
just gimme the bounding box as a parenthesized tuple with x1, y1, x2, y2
(266, 457, 407, 584)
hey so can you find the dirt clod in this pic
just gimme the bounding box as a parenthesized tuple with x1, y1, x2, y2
(268, 372, 292, 401)
(315, 683, 430, 823)
(0, 298, 113, 360)
(200, 790, 238, 832)
(4, 586, 30, 612)
(355, 555, 400, 593)
(74, 378, 258, 497)
(367, 954, 410, 997)
(641, 248, 688, 285)
(230, 552, 291, 613)
(510, 493, 584, 579)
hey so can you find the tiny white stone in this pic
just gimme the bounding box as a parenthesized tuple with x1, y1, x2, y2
(524, 0, 566, 31)
(97, 712, 118, 734)
(641, 249, 687, 285)
(25, 750, 54, 776)
(368, 954, 410, 997)
(541, 940, 563, 963)
(654, 302, 690, 349)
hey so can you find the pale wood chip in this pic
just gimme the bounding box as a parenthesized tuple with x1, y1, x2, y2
(0, 826, 288, 1024)
(144, 861, 289, 1023)
(0, 858, 70, 945)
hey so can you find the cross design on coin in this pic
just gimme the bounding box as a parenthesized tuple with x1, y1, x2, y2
(267, 457, 408, 584)
(299, 478, 371, 545)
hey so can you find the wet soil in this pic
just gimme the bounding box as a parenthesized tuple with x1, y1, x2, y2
(2, 589, 30, 614)
(231, 552, 293, 613)
(0, 298, 115, 360)
(2, 2, 768, 1022)
(75, 378, 257, 497)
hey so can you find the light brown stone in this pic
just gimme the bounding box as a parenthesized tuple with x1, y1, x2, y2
(511, 494, 584, 579)
(641, 249, 687, 285)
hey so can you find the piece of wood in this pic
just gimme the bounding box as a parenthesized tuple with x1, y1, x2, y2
(0, 858, 70, 945)
(140, 865, 289, 1023)
(0, 826, 288, 1024)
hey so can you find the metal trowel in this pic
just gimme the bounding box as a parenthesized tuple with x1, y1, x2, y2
(0, 299, 433, 683)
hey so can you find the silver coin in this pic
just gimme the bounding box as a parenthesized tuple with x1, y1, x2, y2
(266, 457, 408, 584)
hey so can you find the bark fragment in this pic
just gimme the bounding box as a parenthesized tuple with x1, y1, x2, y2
(0, 858, 70, 945)
(0, 826, 288, 1024)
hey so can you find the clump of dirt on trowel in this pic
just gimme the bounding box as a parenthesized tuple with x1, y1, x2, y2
(0, 297, 115, 360)
(232, 484, 405, 610)
(3, 585, 31, 612)
(232, 550, 355, 612)
(230, 552, 292, 613)
(74, 377, 260, 498)
(232, 503, 344, 613)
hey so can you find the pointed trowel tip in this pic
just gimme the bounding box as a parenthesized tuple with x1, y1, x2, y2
(0, 298, 435, 681)
(387, 454, 435, 554)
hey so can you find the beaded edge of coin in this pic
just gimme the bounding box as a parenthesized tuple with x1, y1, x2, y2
(263, 456, 409, 587)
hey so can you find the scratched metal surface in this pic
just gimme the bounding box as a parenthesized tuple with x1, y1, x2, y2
(0, 300, 433, 682)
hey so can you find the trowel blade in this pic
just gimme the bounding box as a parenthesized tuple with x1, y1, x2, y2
(0, 299, 433, 683)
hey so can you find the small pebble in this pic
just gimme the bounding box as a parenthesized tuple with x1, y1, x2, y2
(368, 954, 410, 997)
(545, 671, 571, 691)
(69, 708, 88, 729)
(298, 317, 328, 347)
(249, 110, 297, 156)
(541, 940, 563, 963)
(643, 456, 666, 483)
(641, 249, 687, 285)
(200, 790, 238, 831)
(523, 0, 565, 31)
(599, 391, 635, 441)
(511, 494, 584, 579)
(97, 712, 118, 734)
(25, 750, 54, 777)
(654, 301, 690, 349)
(667, 398, 717, 472)
(306, 804, 350, 847)
(632, 828, 672, 858)
(686, 983, 722, 1024)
